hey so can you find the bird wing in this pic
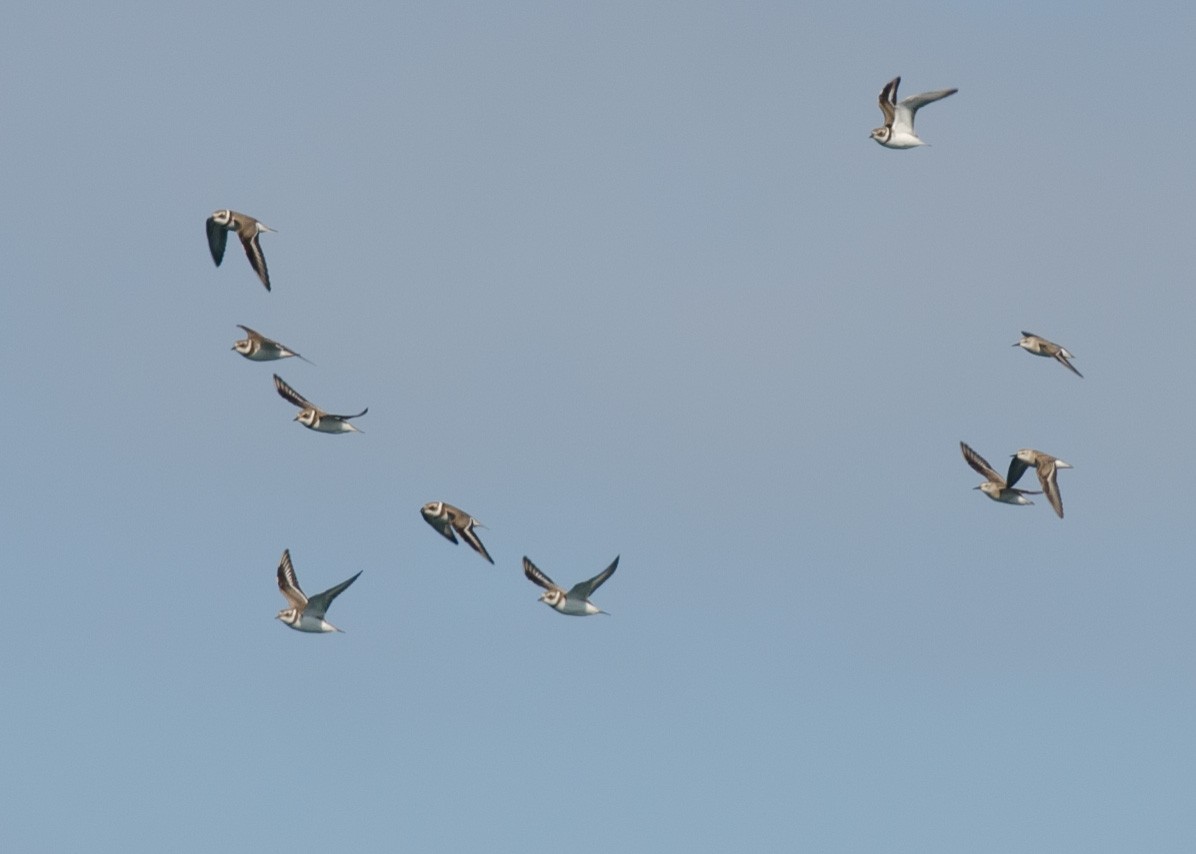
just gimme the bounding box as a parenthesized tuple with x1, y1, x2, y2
(273, 374, 318, 411)
(960, 442, 1004, 485)
(305, 571, 363, 619)
(455, 518, 494, 565)
(1036, 460, 1065, 518)
(523, 557, 562, 594)
(206, 216, 228, 266)
(569, 556, 619, 599)
(877, 77, 898, 127)
(1005, 456, 1031, 489)
(236, 324, 269, 344)
(241, 230, 272, 291)
(1054, 352, 1083, 378)
(276, 549, 308, 610)
(893, 87, 957, 133)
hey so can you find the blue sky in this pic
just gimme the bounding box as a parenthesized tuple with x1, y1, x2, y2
(3, 2, 1195, 850)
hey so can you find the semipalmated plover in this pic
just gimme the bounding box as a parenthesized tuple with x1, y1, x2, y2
(273, 374, 367, 434)
(206, 209, 276, 291)
(275, 549, 361, 633)
(1007, 449, 1072, 519)
(870, 77, 957, 149)
(420, 501, 494, 564)
(1013, 332, 1082, 378)
(522, 555, 618, 616)
(960, 442, 1040, 507)
(233, 325, 313, 364)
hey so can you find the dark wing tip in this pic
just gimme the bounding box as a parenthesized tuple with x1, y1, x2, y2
(960, 442, 1001, 482)
(242, 233, 272, 291)
(277, 548, 301, 594)
(1058, 355, 1083, 378)
(461, 527, 495, 564)
(273, 374, 306, 407)
(522, 556, 553, 590)
(588, 555, 620, 592)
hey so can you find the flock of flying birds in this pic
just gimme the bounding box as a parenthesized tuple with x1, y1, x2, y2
(962, 332, 1079, 520)
(205, 76, 1079, 632)
(205, 211, 620, 633)
(862, 76, 1080, 520)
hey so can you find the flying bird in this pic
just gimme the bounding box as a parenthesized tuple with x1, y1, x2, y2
(960, 442, 1040, 507)
(232, 325, 313, 364)
(1007, 449, 1072, 519)
(870, 76, 958, 149)
(273, 374, 367, 434)
(421, 501, 494, 564)
(1013, 332, 1082, 378)
(522, 555, 619, 616)
(206, 209, 276, 291)
(275, 549, 361, 633)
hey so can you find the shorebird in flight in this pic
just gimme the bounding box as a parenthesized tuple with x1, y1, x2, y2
(870, 76, 957, 149)
(275, 549, 361, 633)
(273, 374, 367, 434)
(206, 209, 276, 291)
(232, 325, 313, 364)
(522, 555, 619, 616)
(1013, 332, 1082, 378)
(960, 442, 1040, 507)
(1007, 449, 1072, 519)
(421, 501, 494, 564)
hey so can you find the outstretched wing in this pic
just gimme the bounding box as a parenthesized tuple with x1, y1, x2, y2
(960, 442, 1003, 485)
(241, 230, 271, 291)
(206, 216, 228, 266)
(568, 556, 619, 600)
(523, 557, 562, 594)
(306, 571, 363, 619)
(456, 518, 494, 565)
(893, 87, 957, 133)
(1005, 456, 1031, 490)
(1054, 351, 1083, 378)
(1036, 461, 1065, 519)
(277, 549, 308, 610)
(273, 374, 316, 411)
(236, 324, 268, 344)
(877, 77, 898, 127)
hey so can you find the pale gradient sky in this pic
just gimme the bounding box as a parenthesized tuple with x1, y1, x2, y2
(3, 2, 1195, 851)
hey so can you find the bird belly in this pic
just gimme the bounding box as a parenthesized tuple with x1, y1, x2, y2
(995, 490, 1032, 505)
(879, 133, 924, 149)
(557, 599, 598, 616)
(310, 419, 355, 434)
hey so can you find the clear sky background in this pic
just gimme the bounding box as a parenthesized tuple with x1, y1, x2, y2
(3, 2, 1194, 851)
